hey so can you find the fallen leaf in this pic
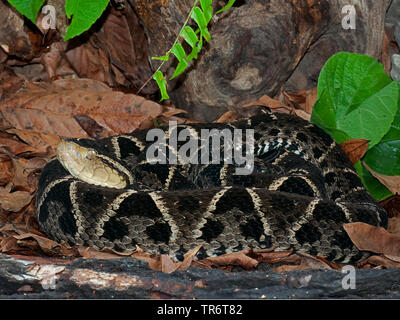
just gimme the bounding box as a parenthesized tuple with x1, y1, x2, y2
(199, 250, 259, 270)
(272, 252, 335, 272)
(340, 139, 369, 164)
(343, 222, 400, 259)
(249, 248, 295, 263)
(160, 106, 187, 119)
(292, 108, 311, 121)
(6, 128, 60, 154)
(144, 245, 203, 273)
(380, 195, 400, 218)
(0, 236, 18, 252)
(177, 244, 203, 271)
(161, 254, 180, 274)
(282, 88, 318, 115)
(359, 255, 400, 269)
(12, 233, 77, 257)
(0, 155, 13, 185)
(388, 216, 400, 237)
(296, 252, 335, 270)
(77, 246, 127, 260)
(0, 188, 32, 212)
(242, 95, 292, 113)
(363, 162, 400, 195)
(216, 97, 292, 123)
(274, 264, 311, 272)
(304, 88, 318, 114)
(131, 251, 162, 271)
(0, 79, 163, 138)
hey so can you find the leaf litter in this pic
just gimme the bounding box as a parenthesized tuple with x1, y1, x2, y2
(0, 77, 399, 273)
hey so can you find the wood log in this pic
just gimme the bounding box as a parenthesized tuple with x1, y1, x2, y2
(131, 0, 390, 121)
(1, 253, 400, 299)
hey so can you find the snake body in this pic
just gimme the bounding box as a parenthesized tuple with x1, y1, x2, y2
(36, 111, 387, 263)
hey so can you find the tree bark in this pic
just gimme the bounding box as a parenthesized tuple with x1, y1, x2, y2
(131, 0, 390, 121)
(1, 253, 400, 299)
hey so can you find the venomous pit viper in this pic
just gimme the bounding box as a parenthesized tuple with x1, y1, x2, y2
(36, 110, 387, 263)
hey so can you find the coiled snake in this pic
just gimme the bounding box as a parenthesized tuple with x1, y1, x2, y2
(36, 111, 387, 263)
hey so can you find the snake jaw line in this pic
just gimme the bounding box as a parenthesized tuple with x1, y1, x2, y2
(57, 140, 128, 189)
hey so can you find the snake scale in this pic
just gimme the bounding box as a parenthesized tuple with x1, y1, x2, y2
(36, 110, 388, 263)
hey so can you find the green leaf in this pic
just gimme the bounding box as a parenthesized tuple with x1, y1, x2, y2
(200, 0, 213, 23)
(170, 60, 188, 79)
(171, 43, 187, 62)
(6, 0, 45, 23)
(64, 0, 110, 41)
(354, 162, 393, 201)
(187, 40, 202, 61)
(152, 53, 170, 61)
(191, 7, 211, 42)
(170, 43, 188, 79)
(191, 7, 207, 29)
(364, 103, 400, 175)
(153, 71, 169, 101)
(216, 0, 236, 14)
(311, 52, 399, 149)
(181, 26, 199, 48)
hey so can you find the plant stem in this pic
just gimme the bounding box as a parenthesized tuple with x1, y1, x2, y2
(137, 0, 200, 95)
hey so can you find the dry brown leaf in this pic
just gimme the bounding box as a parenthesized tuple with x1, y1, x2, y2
(340, 139, 369, 164)
(8, 157, 44, 193)
(215, 110, 238, 123)
(0, 136, 37, 156)
(61, 7, 156, 94)
(384, 254, 400, 263)
(274, 264, 311, 272)
(199, 250, 259, 270)
(359, 255, 400, 269)
(131, 251, 163, 271)
(6, 128, 60, 154)
(12, 233, 77, 257)
(161, 254, 180, 274)
(292, 109, 311, 121)
(343, 222, 400, 258)
(388, 216, 400, 236)
(216, 97, 293, 123)
(177, 244, 203, 271)
(380, 196, 400, 218)
(0, 156, 13, 185)
(272, 252, 335, 272)
(242, 95, 292, 114)
(0, 236, 18, 252)
(381, 30, 392, 76)
(77, 246, 127, 260)
(280, 88, 317, 115)
(296, 252, 335, 270)
(363, 162, 400, 195)
(136, 245, 203, 273)
(160, 106, 188, 119)
(304, 88, 318, 114)
(0, 79, 163, 138)
(249, 248, 295, 263)
(0, 188, 32, 212)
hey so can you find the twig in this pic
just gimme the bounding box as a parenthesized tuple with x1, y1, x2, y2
(137, 0, 200, 95)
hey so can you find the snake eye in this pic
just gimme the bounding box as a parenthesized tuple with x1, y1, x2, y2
(86, 149, 97, 160)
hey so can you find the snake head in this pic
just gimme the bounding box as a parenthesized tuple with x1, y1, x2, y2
(56, 140, 131, 189)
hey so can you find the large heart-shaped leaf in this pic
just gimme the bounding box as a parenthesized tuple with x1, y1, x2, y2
(311, 52, 399, 148)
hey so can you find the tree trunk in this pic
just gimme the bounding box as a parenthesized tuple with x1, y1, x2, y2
(131, 0, 390, 121)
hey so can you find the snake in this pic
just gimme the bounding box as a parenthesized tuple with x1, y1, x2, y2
(35, 110, 388, 263)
